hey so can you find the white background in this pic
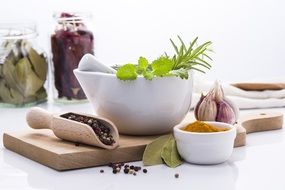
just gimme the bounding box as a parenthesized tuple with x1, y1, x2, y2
(0, 0, 284, 81)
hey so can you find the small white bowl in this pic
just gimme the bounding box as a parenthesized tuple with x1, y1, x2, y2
(173, 121, 236, 165)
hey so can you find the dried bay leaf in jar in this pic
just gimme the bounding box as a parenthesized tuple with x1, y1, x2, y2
(0, 22, 48, 107)
(51, 12, 94, 102)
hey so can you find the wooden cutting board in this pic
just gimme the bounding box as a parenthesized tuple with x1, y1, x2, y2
(232, 83, 285, 91)
(3, 112, 283, 171)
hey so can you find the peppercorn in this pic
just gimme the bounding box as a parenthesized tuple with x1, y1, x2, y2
(133, 172, 137, 176)
(75, 142, 80, 146)
(124, 168, 129, 174)
(175, 173, 179, 178)
(130, 165, 134, 169)
(100, 169, 104, 173)
(124, 164, 129, 168)
(143, 169, 147, 173)
(113, 170, 117, 174)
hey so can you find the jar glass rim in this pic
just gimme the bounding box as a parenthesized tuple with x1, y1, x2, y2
(0, 22, 37, 40)
(53, 12, 93, 22)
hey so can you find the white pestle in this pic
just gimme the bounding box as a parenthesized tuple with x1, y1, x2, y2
(78, 53, 117, 74)
(26, 107, 119, 149)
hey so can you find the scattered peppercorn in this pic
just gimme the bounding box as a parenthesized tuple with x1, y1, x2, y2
(107, 162, 149, 176)
(175, 173, 179, 178)
(100, 169, 104, 173)
(124, 168, 129, 174)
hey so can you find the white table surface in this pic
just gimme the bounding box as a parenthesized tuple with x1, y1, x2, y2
(0, 102, 284, 190)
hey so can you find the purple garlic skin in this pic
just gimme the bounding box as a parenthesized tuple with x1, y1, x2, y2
(195, 91, 217, 122)
(194, 81, 239, 125)
(216, 101, 236, 124)
(194, 94, 205, 119)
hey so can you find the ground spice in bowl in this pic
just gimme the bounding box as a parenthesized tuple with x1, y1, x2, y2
(182, 121, 229, 133)
(60, 113, 115, 145)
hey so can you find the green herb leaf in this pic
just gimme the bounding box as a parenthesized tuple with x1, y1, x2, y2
(161, 137, 183, 168)
(143, 71, 154, 80)
(116, 63, 137, 80)
(138, 56, 149, 72)
(143, 134, 172, 166)
(151, 56, 174, 76)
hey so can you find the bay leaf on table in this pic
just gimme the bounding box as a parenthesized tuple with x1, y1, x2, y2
(161, 137, 183, 168)
(143, 134, 172, 166)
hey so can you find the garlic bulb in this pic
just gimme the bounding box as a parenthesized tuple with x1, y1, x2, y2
(194, 81, 239, 124)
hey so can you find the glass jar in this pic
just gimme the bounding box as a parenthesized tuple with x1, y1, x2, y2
(51, 12, 94, 102)
(0, 22, 48, 107)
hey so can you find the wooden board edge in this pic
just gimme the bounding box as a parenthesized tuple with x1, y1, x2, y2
(3, 133, 63, 171)
(234, 125, 246, 148)
(57, 145, 147, 171)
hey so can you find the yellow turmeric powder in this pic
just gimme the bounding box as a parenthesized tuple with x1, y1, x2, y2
(182, 121, 229, 133)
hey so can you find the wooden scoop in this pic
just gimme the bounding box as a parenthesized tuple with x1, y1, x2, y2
(26, 107, 119, 149)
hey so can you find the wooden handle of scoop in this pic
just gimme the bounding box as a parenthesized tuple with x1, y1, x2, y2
(26, 107, 53, 129)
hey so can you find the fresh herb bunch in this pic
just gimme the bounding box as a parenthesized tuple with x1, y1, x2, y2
(116, 36, 212, 80)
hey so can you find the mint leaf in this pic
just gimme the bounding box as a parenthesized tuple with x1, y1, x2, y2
(151, 56, 174, 76)
(116, 64, 137, 80)
(138, 57, 149, 72)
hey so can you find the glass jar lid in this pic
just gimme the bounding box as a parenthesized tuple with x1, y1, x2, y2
(53, 12, 92, 23)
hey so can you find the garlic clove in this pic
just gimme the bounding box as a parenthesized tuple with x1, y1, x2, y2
(197, 92, 217, 121)
(194, 93, 205, 119)
(224, 96, 239, 124)
(214, 81, 224, 102)
(216, 100, 236, 124)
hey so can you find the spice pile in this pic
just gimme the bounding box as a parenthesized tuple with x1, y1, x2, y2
(182, 121, 229, 133)
(60, 113, 115, 145)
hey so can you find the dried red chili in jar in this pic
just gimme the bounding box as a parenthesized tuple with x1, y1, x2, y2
(51, 12, 94, 101)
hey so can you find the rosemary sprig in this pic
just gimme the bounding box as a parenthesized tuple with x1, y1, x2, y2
(170, 36, 212, 73)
